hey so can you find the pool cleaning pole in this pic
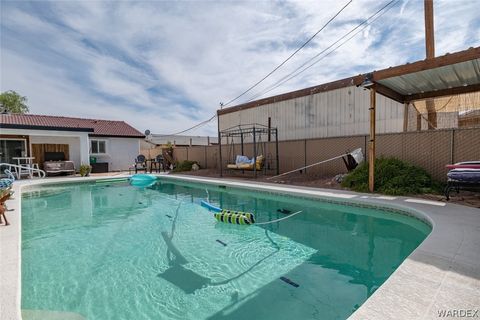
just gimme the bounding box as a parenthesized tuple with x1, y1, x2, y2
(266, 153, 348, 180)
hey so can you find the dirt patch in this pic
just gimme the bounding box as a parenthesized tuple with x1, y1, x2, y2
(174, 169, 480, 209)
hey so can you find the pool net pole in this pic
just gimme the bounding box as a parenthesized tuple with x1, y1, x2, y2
(369, 87, 376, 193)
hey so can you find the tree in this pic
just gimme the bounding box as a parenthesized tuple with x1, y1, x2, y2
(0, 91, 29, 114)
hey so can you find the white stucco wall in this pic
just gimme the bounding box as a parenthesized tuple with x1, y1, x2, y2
(1, 128, 140, 172)
(1, 128, 90, 169)
(89, 137, 140, 171)
(29, 136, 82, 169)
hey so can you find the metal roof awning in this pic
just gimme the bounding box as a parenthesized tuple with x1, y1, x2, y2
(369, 47, 480, 103)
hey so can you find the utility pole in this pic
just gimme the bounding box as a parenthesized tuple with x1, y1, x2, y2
(424, 0, 437, 129)
(424, 0, 435, 59)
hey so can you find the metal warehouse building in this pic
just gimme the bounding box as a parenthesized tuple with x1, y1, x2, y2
(217, 48, 480, 142)
(217, 77, 405, 141)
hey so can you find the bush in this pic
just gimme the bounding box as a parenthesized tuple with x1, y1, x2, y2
(79, 164, 91, 177)
(341, 157, 441, 195)
(172, 160, 199, 172)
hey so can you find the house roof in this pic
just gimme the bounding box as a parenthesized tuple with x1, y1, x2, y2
(0, 113, 144, 138)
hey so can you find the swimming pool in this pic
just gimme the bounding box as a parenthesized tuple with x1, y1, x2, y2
(21, 178, 431, 320)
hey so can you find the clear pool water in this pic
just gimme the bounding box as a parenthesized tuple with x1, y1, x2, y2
(21, 179, 430, 320)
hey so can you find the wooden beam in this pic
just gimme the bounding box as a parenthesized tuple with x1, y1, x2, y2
(372, 47, 479, 81)
(405, 83, 480, 102)
(424, 0, 437, 129)
(369, 88, 376, 193)
(426, 99, 437, 129)
(403, 102, 409, 132)
(374, 83, 405, 103)
(424, 0, 435, 59)
(416, 109, 422, 131)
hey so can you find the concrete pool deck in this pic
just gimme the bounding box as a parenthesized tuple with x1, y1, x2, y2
(1, 174, 479, 320)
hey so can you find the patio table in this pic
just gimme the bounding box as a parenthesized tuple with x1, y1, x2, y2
(145, 159, 156, 173)
(12, 157, 35, 179)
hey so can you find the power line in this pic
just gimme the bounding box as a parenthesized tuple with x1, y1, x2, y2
(221, 0, 353, 107)
(152, 0, 397, 137)
(154, 0, 353, 137)
(152, 114, 217, 137)
(245, 0, 399, 102)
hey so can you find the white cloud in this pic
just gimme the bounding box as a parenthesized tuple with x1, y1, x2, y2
(1, 0, 478, 136)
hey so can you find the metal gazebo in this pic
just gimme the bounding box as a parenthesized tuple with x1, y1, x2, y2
(218, 124, 279, 178)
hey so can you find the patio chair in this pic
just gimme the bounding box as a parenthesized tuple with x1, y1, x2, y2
(151, 154, 165, 173)
(444, 161, 480, 200)
(134, 155, 147, 174)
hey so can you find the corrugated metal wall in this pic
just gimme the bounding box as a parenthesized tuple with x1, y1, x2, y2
(219, 86, 404, 142)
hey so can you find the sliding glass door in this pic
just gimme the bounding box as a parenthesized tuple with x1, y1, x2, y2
(0, 139, 27, 164)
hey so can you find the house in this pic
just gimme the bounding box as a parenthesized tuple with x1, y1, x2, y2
(0, 113, 144, 172)
(146, 134, 218, 147)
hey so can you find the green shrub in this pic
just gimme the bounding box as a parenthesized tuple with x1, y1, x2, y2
(173, 160, 198, 172)
(341, 157, 441, 195)
(79, 164, 91, 177)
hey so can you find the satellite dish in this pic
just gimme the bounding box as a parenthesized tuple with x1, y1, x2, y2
(145, 129, 151, 136)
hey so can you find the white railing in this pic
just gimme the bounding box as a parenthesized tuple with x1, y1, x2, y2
(0, 163, 46, 179)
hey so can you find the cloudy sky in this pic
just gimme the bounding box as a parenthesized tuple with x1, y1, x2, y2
(1, 0, 478, 136)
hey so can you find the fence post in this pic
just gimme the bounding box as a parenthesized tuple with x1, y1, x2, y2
(204, 146, 207, 169)
(304, 139, 307, 174)
(364, 135, 367, 162)
(450, 129, 455, 164)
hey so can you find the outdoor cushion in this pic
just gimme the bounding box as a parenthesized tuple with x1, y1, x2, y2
(446, 161, 480, 170)
(447, 168, 480, 183)
(235, 155, 252, 165)
(0, 179, 13, 189)
(228, 155, 264, 170)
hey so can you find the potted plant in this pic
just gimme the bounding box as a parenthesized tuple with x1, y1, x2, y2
(79, 164, 92, 177)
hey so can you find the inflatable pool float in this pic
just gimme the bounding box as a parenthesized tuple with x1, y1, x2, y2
(201, 201, 255, 225)
(129, 174, 157, 188)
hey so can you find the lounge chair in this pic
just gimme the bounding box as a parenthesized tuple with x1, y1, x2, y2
(444, 161, 480, 200)
(134, 155, 147, 173)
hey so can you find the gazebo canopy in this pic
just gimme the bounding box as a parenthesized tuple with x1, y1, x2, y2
(367, 46, 480, 103)
(361, 46, 480, 192)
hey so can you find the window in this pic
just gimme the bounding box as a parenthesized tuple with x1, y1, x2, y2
(90, 140, 106, 154)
